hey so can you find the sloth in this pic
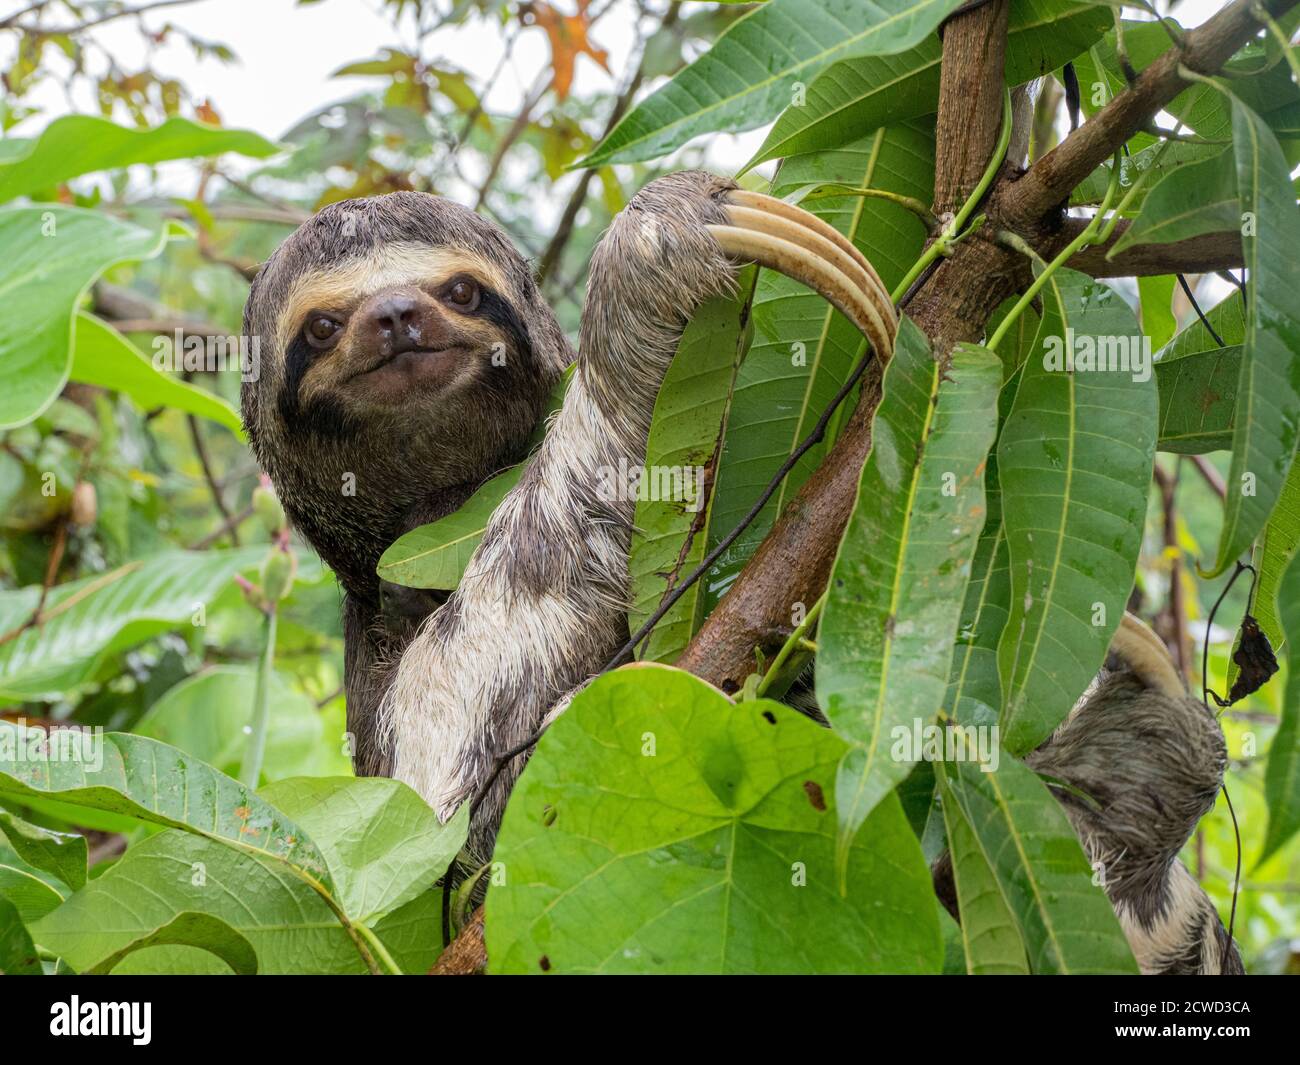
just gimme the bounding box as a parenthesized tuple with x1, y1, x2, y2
(243, 171, 1239, 973)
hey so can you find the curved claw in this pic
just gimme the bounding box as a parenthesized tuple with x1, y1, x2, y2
(1110, 612, 1187, 699)
(705, 191, 897, 361)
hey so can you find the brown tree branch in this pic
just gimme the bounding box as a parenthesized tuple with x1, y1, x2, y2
(1065, 221, 1243, 277)
(429, 904, 487, 975)
(996, 0, 1291, 231)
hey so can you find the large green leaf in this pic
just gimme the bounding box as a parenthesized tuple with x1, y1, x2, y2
(70, 313, 244, 438)
(0, 723, 332, 889)
(996, 268, 1156, 754)
(704, 121, 935, 608)
(749, 0, 1109, 166)
(1110, 149, 1237, 255)
(0, 811, 86, 892)
(378, 465, 523, 589)
(628, 275, 754, 662)
(260, 777, 467, 923)
(30, 830, 441, 975)
(580, 0, 964, 167)
(1154, 291, 1245, 456)
(940, 754, 1138, 974)
(0, 114, 278, 203)
(818, 326, 1000, 852)
(135, 665, 344, 782)
(0, 838, 66, 923)
(0, 896, 41, 975)
(0, 547, 264, 700)
(937, 764, 1029, 974)
(486, 665, 942, 974)
(82, 912, 259, 976)
(1261, 542, 1300, 864)
(1205, 97, 1300, 577)
(1154, 346, 1240, 455)
(0, 206, 170, 429)
(944, 357, 1017, 722)
(1242, 456, 1300, 684)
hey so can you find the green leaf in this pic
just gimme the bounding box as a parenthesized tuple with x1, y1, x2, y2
(135, 665, 339, 782)
(818, 325, 1001, 851)
(1204, 97, 1300, 577)
(259, 777, 468, 923)
(1243, 456, 1300, 677)
(486, 665, 942, 974)
(1154, 345, 1240, 454)
(939, 754, 1138, 974)
(579, 0, 965, 167)
(0, 896, 41, 975)
(0, 723, 333, 890)
(0, 114, 279, 203)
(1261, 545, 1300, 863)
(377, 465, 523, 589)
(0, 811, 86, 891)
(705, 122, 934, 606)
(83, 911, 258, 976)
(30, 830, 439, 975)
(70, 313, 244, 438)
(0, 838, 66, 924)
(996, 269, 1156, 754)
(0, 547, 264, 700)
(944, 382, 1011, 724)
(936, 764, 1029, 974)
(749, 0, 1109, 166)
(1154, 290, 1245, 454)
(1111, 149, 1237, 255)
(0, 206, 171, 430)
(628, 273, 755, 662)
(1138, 275, 1177, 352)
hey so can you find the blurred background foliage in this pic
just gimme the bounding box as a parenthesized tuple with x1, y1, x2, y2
(0, 0, 1295, 972)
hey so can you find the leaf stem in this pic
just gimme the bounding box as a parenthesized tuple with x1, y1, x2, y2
(800, 183, 939, 230)
(890, 88, 1013, 304)
(755, 591, 825, 698)
(238, 608, 277, 788)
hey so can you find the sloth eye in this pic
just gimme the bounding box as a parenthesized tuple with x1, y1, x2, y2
(305, 315, 341, 347)
(445, 279, 480, 310)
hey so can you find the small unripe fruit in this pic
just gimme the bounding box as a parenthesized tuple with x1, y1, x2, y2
(253, 485, 287, 535)
(260, 548, 296, 604)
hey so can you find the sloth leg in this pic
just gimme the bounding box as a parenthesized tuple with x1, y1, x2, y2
(1023, 613, 1242, 973)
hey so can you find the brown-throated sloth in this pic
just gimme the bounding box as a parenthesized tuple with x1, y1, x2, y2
(243, 171, 1239, 973)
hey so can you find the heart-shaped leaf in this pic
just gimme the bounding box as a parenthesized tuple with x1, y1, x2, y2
(486, 665, 941, 974)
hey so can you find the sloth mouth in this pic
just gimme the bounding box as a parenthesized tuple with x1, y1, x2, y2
(352, 345, 463, 382)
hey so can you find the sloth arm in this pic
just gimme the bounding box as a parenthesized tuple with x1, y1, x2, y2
(378, 171, 897, 858)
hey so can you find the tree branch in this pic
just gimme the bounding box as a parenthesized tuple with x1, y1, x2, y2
(1065, 221, 1243, 277)
(996, 0, 1292, 231)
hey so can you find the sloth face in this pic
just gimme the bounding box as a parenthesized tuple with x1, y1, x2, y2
(240, 192, 570, 590)
(242, 191, 565, 452)
(277, 245, 528, 417)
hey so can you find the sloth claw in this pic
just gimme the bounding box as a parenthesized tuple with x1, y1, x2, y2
(705, 189, 897, 361)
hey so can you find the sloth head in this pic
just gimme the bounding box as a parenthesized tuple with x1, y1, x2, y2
(242, 191, 571, 597)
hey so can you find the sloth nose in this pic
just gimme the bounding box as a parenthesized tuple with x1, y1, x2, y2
(367, 291, 425, 355)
